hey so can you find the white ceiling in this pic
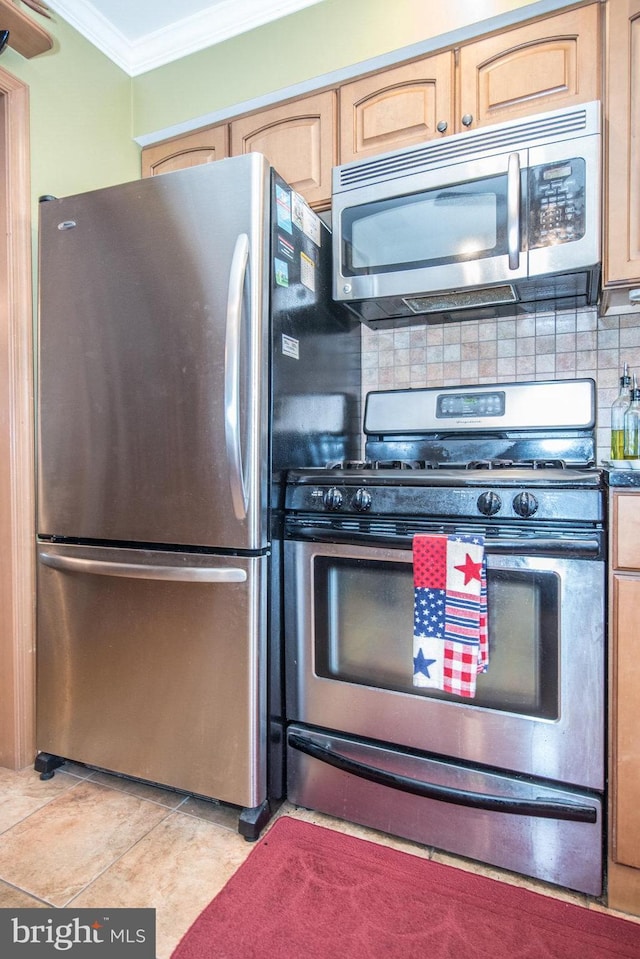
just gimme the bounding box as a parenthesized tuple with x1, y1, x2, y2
(44, 0, 326, 76)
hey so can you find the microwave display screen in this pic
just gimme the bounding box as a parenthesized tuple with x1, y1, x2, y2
(342, 175, 509, 276)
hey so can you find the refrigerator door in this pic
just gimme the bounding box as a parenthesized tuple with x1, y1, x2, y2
(36, 542, 267, 808)
(37, 156, 270, 550)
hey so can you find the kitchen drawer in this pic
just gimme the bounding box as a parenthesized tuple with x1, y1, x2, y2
(612, 492, 640, 570)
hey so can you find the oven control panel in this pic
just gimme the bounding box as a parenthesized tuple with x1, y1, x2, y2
(287, 479, 603, 525)
(364, 379, 595, 434)
(437, 391, 505, 419)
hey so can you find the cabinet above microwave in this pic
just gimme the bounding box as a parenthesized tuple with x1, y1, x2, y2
(332, 102, 601, 328)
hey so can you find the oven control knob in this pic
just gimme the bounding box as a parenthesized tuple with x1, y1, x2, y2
(477, 491, 502, 516)
(352, 488, 372, 512)
(323, 487, 344, 511)
(512, 491, 539, 518)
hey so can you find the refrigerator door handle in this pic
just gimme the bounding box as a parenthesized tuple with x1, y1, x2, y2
(225, 232, 250, 521)
(39, 552, 248, 583)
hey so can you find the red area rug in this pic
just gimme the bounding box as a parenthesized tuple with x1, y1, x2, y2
(172, 816, 640, 959)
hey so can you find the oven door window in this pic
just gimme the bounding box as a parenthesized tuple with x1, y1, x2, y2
(314, 557, 559, 719)
(341, 176, 510, 276)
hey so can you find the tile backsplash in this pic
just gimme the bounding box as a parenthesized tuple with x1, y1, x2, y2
(360, 307, 640, 466)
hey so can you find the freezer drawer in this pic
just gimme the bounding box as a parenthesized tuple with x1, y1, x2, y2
(36, 542, 267, 809)
(287, 725, 603, 896)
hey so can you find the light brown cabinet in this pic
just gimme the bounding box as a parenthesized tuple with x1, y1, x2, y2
(603, 0, 640, 304)
(141, 2, 601, 208)
(142, 92, 335, 210)
(229, 91, 336, 209)
(457, 3, 601, 130)
(337, 3, 600, 165)
(141, 125, 228, 177)
(338, 53, 454, 164)
(608, 490, 640, 915)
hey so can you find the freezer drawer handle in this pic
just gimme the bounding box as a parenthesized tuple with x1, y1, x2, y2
(225, 232, 250, 521)
(288, 733, 597, 823)
(39, 552, 247, 583)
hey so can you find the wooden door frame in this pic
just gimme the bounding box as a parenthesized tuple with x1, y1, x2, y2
(0, 66, 35, 770)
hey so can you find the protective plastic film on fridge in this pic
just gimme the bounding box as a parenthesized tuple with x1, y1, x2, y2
(34, 155, 361, 838)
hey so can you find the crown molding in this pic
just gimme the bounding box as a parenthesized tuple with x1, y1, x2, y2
(46, 0, 324, 76)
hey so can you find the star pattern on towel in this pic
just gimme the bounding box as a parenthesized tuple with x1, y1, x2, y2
(454, 552, 484, 585)
(413, 647, 437, 678)
(414, 586, 445, 638)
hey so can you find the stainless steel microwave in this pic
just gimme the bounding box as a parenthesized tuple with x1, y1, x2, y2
(332, 101, 601, 328)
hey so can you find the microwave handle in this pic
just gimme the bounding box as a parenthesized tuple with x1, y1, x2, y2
(507, 152, 520, 271)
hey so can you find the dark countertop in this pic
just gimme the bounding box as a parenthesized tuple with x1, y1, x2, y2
(603, 467, 640, 488)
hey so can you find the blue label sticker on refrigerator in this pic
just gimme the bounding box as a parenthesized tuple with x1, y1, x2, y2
(282, 334, 299, 359)
(277, 234, 295, 261)
(300, 252, 316, 292)
(275, 184, 292, 234)
(274, 258, 289, 287)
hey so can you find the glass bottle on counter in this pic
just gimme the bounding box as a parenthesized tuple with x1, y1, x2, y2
(624, 373, 640, 460)
(611, 362, 631, 460)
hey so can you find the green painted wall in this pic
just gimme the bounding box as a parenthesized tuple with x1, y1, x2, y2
(132, 0, 542, 140)
(3, 13, 138, 203)
(1, 0, 566, 203)
(0, 0, 568, 200)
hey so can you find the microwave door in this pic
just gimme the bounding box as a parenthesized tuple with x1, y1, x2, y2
(335, 149, 529, 304)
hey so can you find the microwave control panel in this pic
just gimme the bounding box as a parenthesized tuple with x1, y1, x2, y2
(527, 157, 586, 249)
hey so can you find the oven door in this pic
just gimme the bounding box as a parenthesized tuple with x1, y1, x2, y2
(284, 534, 604, 792)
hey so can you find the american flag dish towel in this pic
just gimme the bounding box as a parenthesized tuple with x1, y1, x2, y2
(412, 533, 488, 698)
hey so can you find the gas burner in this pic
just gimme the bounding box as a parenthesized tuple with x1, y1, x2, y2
(466, 459, 514, 470)
(465, 458, 569, 471)
(326, 458, 426, 471)
(325, 460, 368, 470)
(528, 459, 568, 470)
(373, 459, 426, 470)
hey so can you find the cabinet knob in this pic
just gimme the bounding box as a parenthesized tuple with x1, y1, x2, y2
(436, 120, 448, 133)
(461, 114, 474, 127)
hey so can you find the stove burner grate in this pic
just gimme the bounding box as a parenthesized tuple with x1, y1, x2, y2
(326, 458, 572, 473)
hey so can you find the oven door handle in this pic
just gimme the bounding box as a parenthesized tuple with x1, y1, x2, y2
(288, 527, 601, 557)
(288, 733, 597, 823)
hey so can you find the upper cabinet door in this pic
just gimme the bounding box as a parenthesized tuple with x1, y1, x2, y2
(141, 125, 229, 177)
(338, 52, 455, 164)
(457, 4, 601, 131)
(604, 0, 640, 288)
(230, 91, 336, 210)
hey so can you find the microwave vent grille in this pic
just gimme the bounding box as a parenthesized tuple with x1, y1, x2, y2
(335, 102, 598, 191)
(403, 285, 517, 315)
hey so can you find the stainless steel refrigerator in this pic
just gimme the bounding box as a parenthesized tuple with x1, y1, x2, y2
(34, 155, 361, 838)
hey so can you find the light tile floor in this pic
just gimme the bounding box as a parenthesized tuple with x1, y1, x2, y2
(0, 762, 637, 958)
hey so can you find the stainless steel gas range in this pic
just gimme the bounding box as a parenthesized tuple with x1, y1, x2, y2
(284, 378, 605, 896)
